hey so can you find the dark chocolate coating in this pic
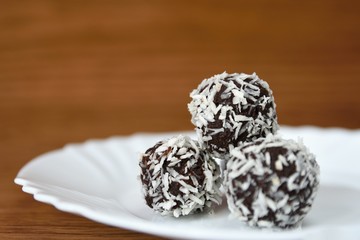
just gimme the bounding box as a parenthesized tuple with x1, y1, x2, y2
(225, 137, 320, 228)
(189, 72, 278, 159)
(139, 135, 222, 217)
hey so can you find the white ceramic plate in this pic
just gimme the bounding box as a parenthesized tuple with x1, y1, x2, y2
(15, 126, 360, 240)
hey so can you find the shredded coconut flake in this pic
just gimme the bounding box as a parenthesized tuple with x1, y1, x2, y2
(139, 135, 222, 218)
(224, 136, 320, 228)
(188, 72, 279, 158)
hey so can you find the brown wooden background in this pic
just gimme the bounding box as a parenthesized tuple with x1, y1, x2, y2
(1, 1, 359, 239)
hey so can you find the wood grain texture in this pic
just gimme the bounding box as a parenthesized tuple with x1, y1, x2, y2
(1, 0, 359, 239)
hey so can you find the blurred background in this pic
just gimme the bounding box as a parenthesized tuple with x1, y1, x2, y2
(1, 0, 359, 239)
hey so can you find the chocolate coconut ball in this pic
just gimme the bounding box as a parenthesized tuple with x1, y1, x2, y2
(139, 135, 222, 217)
(224, 136, 320, 228)
(188, 72, 278, 159)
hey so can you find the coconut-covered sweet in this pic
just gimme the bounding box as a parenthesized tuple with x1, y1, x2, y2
(224, 136, 320, 228)
(139, 135, 222, 217)
(188, 72, 278, 159)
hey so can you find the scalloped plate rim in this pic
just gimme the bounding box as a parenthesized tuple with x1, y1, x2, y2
(14, 126, 360, 240)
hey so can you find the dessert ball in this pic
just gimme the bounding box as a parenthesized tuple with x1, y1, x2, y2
(188, 72, 278, 159)
(224, 136, 320, 228)
(139, 135, 222, 217)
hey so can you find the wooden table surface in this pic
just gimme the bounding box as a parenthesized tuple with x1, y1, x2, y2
(1, 1, 359, 239)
